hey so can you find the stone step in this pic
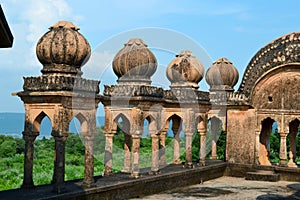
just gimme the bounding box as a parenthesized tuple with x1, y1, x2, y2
(245, 170, 280, 182)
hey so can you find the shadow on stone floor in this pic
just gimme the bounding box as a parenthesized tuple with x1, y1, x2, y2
(164, 187, 234, 198)
(256, 184, 300, 200)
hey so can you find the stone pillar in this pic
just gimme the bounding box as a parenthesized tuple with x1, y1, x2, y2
(199, 131, 206, 166)
(21, 132, 37, 189)
(103, 133, 114, 176)
(131, 135, 140, 178)
(287, 150, 297, 167)
(211, 125, 218, 160)
(122, 133, 131, 173)
(83, 135, 95, 187)
(173, 128, 181, 164)
(159, 132, 167, 166)
(255, 131, 260, 165)
(279, 132, 287, 166)
(150, 134, 159, 174)
(185, 133, 193, 168)
(52, 135, 67, 193)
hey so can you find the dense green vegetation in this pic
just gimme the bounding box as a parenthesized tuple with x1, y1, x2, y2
(3, 126, 299, 191)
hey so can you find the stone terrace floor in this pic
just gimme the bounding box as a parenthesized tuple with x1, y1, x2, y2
(131, 176, 300, 200)
(2, 160, 300, 200)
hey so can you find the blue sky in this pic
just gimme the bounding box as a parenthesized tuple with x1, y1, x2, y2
(0, 0, 300, 115)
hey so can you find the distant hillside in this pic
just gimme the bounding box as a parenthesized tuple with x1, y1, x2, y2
(0, 113, 105, 138)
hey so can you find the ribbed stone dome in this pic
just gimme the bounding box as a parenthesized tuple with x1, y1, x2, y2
(36, 21, 91, 76)
(205, 58, 239, 91)
(166, 50, 204, 88)
(112, 38, 157, 85)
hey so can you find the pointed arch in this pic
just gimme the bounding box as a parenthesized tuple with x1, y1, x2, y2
(114, 113, 131, 135)
(72, 112, 88, 133)
(33, 111, 51, 133)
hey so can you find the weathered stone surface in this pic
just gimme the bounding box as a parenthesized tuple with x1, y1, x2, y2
(36, 21, 91, 76)
(239, 31, 300, 97)
(112, 38, 157, 85)
(206, 58, 239, 91)
(23, 76, 100, 93)
(166, 50, 204, 88)
(226, 109, 256, 164)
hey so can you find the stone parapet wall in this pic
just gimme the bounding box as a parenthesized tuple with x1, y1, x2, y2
(23, 76, 100, 93)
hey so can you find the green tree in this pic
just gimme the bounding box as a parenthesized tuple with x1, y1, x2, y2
(0, 139, 16, 158)
(217, 130, 226, 161)
(15, 138, 25, 154)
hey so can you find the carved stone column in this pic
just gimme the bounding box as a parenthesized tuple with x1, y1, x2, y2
(21, 132, 37, 189)
(83, 134, 95, 187)
(150, 134, 159, 174)
(103, 133, 114, 176)
(199, 131, 206, 166)
(255, 131, 260, 165)
(159, 132, 167, 166)
(131, 135, 140, 178)
(122, 133, 131, 173)
(211, 125, 218, 160)
(279, 132, 287, 166)
(185, 133, 193, 168)
(173, 128, 181, 164)
(52, 135, 67, 193)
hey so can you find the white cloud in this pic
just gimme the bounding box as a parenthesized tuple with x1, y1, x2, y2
(0, 0, 82, 71)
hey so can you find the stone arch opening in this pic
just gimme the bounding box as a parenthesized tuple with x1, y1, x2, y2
(33, 111, 51, 134)
(139, 115, 155, 170)
(259, 117, 279, 166)
(32, 112, 54, 186)
(65, 114, 86, 181)
(192, 116, 205, 162)
(207, 117, 223, 160)
(164, 114, 184, 165)
(113, 113, 131, 173)
(287, 118, 300, 167)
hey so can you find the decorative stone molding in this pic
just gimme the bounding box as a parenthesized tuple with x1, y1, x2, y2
(23, 76, 100, 93)
(164, 89, 209, 102)
(239, 31, 300, 97)
(227, 92, 249, 105)
(103, 85, 164, 98)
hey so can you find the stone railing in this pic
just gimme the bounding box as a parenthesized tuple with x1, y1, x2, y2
(163, 89, 210, 102)
(103, 85, 164, 98)
(23, 76, 100, 93)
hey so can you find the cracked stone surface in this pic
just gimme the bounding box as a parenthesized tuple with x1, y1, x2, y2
(131, 176, 300, 200)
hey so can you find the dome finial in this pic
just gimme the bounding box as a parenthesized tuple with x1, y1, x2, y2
(205, 57, 239, 91)
(112, 38, 157, 85)
(166, 50, 204, 89)
(36, 21, 90, 77)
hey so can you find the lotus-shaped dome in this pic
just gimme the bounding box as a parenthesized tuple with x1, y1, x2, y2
(112, 38, 157, 85)
(166, 50, 204, 88)
(205, 58, 239, 91)
(36, 21, 91, 76)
